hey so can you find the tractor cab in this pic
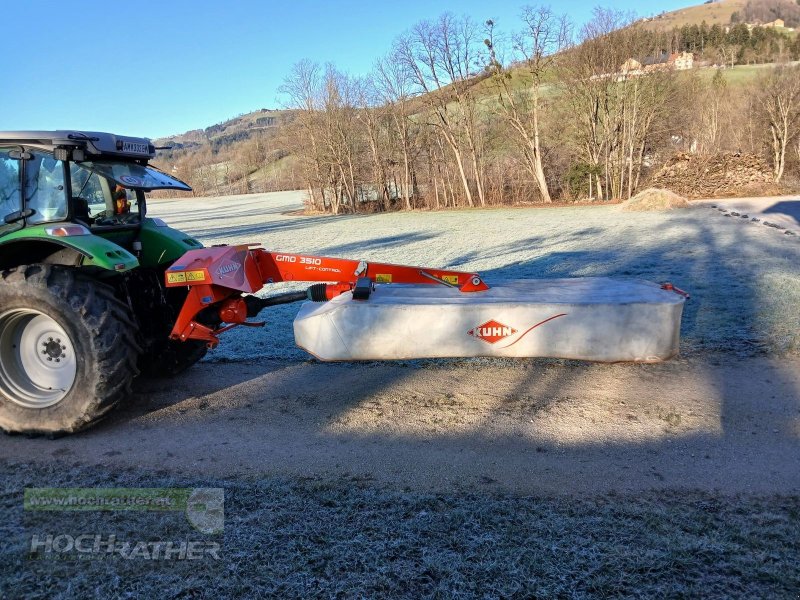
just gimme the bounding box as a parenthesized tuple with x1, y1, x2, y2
(0, 131, 190, 240)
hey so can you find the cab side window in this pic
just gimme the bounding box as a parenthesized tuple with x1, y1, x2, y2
(0, 149, 22, 234)
(26, 154, 67, 224)
(70, 167, 107, 217)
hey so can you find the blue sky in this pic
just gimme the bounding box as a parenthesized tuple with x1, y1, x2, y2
(1, 0, 694, 138)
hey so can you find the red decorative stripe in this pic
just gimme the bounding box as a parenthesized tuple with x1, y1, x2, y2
(496, 314, 567, 349)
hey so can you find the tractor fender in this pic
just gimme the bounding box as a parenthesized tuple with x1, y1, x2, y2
(0, 235, 139, 272)
(137, 218, 203, 268)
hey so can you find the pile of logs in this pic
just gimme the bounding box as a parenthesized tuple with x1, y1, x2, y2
(649, 152, 774, 198)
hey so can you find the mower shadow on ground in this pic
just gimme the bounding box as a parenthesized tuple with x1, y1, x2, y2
(98, 360, 301, 430)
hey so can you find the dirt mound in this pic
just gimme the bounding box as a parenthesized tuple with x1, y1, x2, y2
(649, 152, 774, 198)
(620, 188, 689, 211)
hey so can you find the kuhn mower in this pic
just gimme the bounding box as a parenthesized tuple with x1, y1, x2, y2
(0, 131, 687, 436)
(165, 246, 687, 363)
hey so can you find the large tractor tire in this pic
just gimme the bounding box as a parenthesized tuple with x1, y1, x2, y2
(123, 267, 208, 378)
(0, 265, 140, 435)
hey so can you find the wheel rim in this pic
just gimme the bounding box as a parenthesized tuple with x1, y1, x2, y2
(0, 309, 77, 409)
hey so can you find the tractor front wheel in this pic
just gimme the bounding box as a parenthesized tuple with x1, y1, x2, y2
(0, 265, 140, 435)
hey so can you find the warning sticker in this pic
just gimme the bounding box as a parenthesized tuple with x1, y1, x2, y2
(442, 275, 459, 285)
(375, 274, 392, 283)
(167, 272, 187, 284)
(168, 270, 205, 284)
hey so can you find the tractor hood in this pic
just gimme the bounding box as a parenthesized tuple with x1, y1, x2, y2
(76, 161, 192, 192)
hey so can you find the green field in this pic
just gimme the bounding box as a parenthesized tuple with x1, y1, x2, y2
(693, 62, 793, 85)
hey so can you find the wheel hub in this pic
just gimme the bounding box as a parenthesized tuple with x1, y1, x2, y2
(40, 336, 67, 362)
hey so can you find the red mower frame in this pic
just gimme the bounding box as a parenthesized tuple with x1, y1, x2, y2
(165, 245, 489, 347)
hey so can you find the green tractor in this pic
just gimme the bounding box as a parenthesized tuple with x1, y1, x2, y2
(0, 131, 209, 435)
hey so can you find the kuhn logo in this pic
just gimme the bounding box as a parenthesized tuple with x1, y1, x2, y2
(216, 262, 241, 278)
(468, 320, 518, 344)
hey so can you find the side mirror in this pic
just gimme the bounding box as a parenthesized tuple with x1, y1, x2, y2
(4, 208, 36, 224)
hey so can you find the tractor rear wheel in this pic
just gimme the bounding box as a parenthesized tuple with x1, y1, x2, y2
(121, 267, 208, 378)
(0, 265, 140, 435)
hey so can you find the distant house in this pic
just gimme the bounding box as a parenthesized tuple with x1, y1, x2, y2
(593, 51, 693, 82)
(668, 51, 694, 70)
(764, 18, 785, 28)
(642, 52, 669, 71)
(745, 18, 788, 31)
(636, 51, 694, 75)
(620, 58, 643, 74)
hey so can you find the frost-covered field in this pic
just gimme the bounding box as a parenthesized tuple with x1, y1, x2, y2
(148, 191, 800, 361)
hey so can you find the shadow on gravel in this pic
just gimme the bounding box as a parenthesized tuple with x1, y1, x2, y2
(95, 362, 300, 432)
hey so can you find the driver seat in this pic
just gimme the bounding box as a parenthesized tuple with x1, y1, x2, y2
(72, 197, 94, 226)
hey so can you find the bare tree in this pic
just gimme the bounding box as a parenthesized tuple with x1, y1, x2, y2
(357, 77, 393, 210)
(320, 65, 363, 212)
(795, 134, 800, 169)
(374, 56, 419, 209)
(758, 65, 800, 181)
(279, 60, 330, 211)
(395, 14, 486, 206)
(558, 8, 676, 200)
(485, 6, 569, 203)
